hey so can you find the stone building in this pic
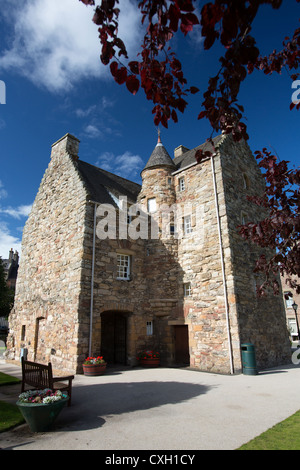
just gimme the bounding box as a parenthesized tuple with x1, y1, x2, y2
(2, 249, 19, 290)
(6, 132, 291, 375)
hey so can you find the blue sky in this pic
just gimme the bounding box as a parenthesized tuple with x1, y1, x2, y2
(0, 0, 299, 259)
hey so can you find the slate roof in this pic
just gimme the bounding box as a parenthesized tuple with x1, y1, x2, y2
(173, 134, 224, 171)
(76, 160, 141, 206)
(142, 139, 176, 172)
(76, 135, 224, 206)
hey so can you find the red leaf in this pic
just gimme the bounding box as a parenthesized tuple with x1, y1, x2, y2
(169, 3, 181, 32)
(126, 75, 140, 95)
(189, 86, 199, 94)
(110, 61, 118, 77)
(171, 109, 178, 123)
(128, 61, 139, 74)
(114, 67, 127, 84)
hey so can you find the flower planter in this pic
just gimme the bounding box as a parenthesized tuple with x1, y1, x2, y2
(82, 363, 107, 376)
(16, 397, 69, 432)
(140, 358, 160, 367)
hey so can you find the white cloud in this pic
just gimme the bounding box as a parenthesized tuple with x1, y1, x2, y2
(75, 105, 97, 118)
(84, 124, 103, 139)
(0, 204, 32, 220)
(0, 0, 142, 93)
(0, 223, 22, 259)
(96, 150, 143, 180)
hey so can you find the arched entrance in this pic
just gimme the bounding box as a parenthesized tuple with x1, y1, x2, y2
(101, 311, 128, 364)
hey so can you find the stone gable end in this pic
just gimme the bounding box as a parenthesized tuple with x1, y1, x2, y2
(7, 134, 89, 374)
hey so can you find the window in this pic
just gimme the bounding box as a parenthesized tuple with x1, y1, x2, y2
(21, 325, 26, 342)
(117, 254, 130, 280)
(168, 177, 172, 186)
(284, 293, 294, 309)
(147, 198, 156, 213)
(288, 318, 298, 338)
(183, 215, 193, 234)
(146, 321, 153, 336)
(179, 177, 185, 191)
(170, 224, 175, 235)
(184, 282, 191, 297)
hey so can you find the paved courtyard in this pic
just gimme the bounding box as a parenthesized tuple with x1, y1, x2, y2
(1, 359, 300, 450)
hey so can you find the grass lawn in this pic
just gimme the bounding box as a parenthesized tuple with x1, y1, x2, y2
(0, 371, 21, 386)
(0, 401, 24, 433)
(238, 410, 300, 450)
(0, 371, 24, 433)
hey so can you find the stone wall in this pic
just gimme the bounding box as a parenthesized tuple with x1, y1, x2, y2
(173, 146, 239, 374)
(6, 134, 88, 374)
(6, 133, 291, 375)
(219, 137, 291, 369)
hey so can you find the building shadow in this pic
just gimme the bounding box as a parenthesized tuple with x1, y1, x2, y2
(52, 379, 212, 433)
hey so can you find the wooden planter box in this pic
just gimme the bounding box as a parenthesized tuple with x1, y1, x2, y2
(139, 358, 160, 367)
(82, 363, 107, 376)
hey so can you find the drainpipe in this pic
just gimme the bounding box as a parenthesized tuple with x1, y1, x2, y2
(210, 155, 234, 375)
(89, 201, 98, 357)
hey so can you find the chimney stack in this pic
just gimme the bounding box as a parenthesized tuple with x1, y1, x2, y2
(51, 133, 80, 162)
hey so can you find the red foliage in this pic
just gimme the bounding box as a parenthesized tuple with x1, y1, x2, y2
(79, 0, 300, 294)
(238, 149, 300, 295)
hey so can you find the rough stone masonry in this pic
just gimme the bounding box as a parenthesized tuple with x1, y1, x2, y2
(5, 133, 291, 375)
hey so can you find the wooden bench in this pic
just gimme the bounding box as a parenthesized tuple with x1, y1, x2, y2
(21, 358, 74, 406)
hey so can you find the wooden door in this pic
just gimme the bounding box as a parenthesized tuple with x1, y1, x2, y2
(174, 325, 190, 365)
(101, 312, 127, 364)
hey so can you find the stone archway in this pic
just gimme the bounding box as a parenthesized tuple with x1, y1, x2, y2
(101, 311, 129, 365)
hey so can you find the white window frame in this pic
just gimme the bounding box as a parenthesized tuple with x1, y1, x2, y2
(147, 198, 156, 213)
(183, 215, 193, 235)
(184, 282, 191, 297)
(117, 253, 131, 280)
(146, 321, 153, 336)
(285, 293, 294, 309)
(179, 177, 185, 191)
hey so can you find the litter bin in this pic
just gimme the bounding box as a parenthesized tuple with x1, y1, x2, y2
(241, 343, 258, 375)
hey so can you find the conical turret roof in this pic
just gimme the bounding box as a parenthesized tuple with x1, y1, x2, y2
(142, 133, 175, 173)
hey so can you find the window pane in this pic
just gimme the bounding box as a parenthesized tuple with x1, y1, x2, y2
(146, 321, 153, 335)
(147, 198, 156, 213)
(117, 254, 130, 279)
(179, 177, 185, 191)
(184, 282, 191, 296)
(285, 293, 294, 308)
(184, 215, 192, 234)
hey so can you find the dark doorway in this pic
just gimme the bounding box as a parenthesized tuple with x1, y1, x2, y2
(101, 312, 127, 364)
(174, 325, 190, 365)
